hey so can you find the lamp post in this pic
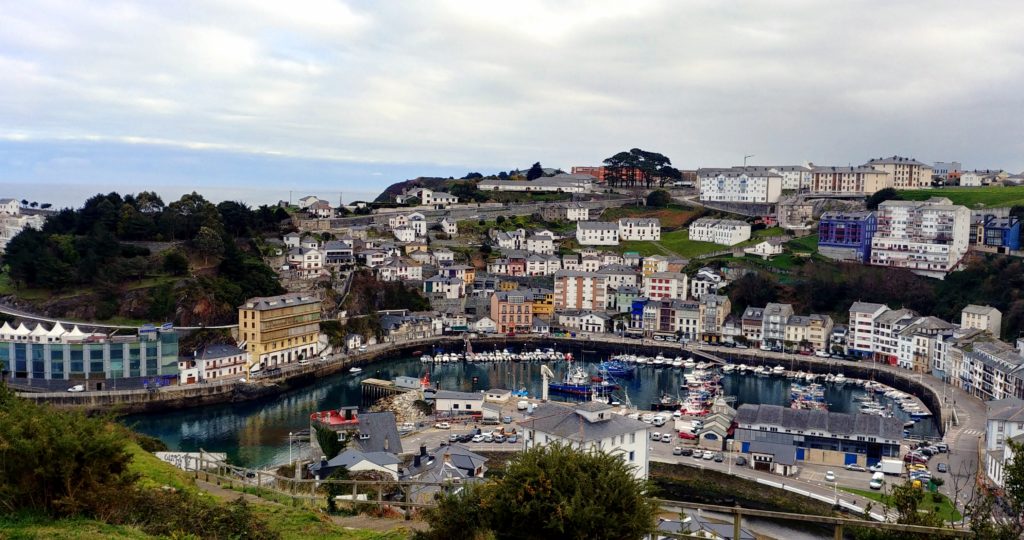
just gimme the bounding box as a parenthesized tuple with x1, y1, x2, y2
(743, 154, 755, 168)
(288, 432, 294, 465)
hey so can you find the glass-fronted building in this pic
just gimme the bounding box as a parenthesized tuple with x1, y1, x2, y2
(0, 322, 178, 390)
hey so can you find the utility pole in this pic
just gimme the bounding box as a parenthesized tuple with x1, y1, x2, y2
(743, 154, 755, 168)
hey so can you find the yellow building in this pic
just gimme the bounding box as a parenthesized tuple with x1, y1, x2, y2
(529, 288, 555, 320)
(498, 280, 519, 291)
(238, 293, 322, 371)
(641, 255, 668, 277)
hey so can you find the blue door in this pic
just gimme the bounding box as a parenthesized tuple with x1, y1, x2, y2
(796, 448, 805, 461)
(844, 453, 858, 465)
(741, 442, 750, 453)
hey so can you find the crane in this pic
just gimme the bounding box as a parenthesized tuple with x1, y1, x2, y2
(540, 365, 555, 402)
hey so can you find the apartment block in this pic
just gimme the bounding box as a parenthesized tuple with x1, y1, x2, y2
(239, 293, 322, 370)
(961, 305, 1002, 338)
(688, 218, 752, 246)
(848, 302, 888, 357)
(864, 156, 933, 190)
(576, 222, 619, 245)
(490, 290, 535, 334)
(618, 218, 661, 241)
(697, 168, 783, 204)
(553, 270, 608, 311)
(809, 166, 892, 196)
(761, 303, 794, 348)
(817, 211, 877, 263)
(869, 198, 972, 279)
(642, 271, 689, 301)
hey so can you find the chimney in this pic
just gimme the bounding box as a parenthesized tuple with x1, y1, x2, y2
(414, 455, 421, 468)
(419, 444, 427, 457)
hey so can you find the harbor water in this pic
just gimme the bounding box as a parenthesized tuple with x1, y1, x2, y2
(125, 350, 939, 468)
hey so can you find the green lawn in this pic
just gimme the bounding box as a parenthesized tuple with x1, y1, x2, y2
(897, 186, 1024, 208)
(841, 486, 962, 522)
(786, 234, 819, 253)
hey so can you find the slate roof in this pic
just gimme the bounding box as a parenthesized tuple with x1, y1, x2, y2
(737, 404, 902, 440)
(519, 403, 648, 443)
(865, 156, 931, 167)
(987, 397, 1024, 422)
(577, 221, 618, 231)
(850, 301, 887, 314)
(308, 449, 400, 477)
(434, 390, 484, 401)
(241, 293, 319, 311)
(195, 344, 246, 360)
(353, 411, 403, 454)
(748, 440, 797, 465)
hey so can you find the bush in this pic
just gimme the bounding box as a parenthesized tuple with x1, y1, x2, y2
(646, 189, 672, 207)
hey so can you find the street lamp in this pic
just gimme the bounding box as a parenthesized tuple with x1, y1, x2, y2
(288, 432, 294, 465)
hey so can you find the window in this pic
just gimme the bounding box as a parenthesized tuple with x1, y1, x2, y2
(630, 433, 636, 444)
(629, 451, 635, 462)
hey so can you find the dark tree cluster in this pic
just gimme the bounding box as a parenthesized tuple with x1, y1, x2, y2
(603, 148, 681, 189)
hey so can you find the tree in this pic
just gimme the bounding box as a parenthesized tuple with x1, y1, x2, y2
(322, 466, 351, 513)
(646, 189, 672, 207)
(867, 188, 900, 210)
(727, 273, 778, 314)
(29, 201, 38, 208)
(416, 443, 657, 540)
(313, 422, 347, 460)
(39, 203, 52, 209)
(464, 172, 483, 179)
(193, 226, 224, 265)
(526, 162, 545, 181)
(163, 251, 189, 276)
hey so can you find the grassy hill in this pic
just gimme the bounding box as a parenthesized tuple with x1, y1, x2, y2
(897, 186, 1024, 208)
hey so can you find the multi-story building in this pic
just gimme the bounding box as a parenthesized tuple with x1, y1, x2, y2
(641, 255, 668, 277)
(439, 217, 458, 236)
(525, 233, 556, 255)
(690, 267, 728, 299)
(0, 201, 46, 253)
(596, 264, 639, 291)
(741, 165, 814, 191)
(865, 156, 933, 190)
(698, 294, 731, 343)
(959, 170, 1004, 187)
(0, 322, 179, 387)
(741, 307, 764, 344)
(376, 257, 423, 282)
(962, 305, 1002, 338)
(932, 161, 962, 183)
(870, 198, 971, 279)
(423, 276, 465, 300)
(178, 344, 249, 384)
(761, 303, 794, 348)
(239, 293, 322, 371)
(871, 308, 918, 365)
(688, 218, 752, 246)
(735, 404, 903, 468)
(618, 218, 661, 241)
(895, 316, 955, 374)
(553, 270, 608, 311)
(557, 311, 611, 334)
(848, 302, 888, 357)
(697, 168, 783, 204)
(809, 166, 892, 196)
(784, 315, 809, 347)
(540, 202, 590, 222)
(525, 254, 561, 276)
(575, 222, 619, 245)
(955, 339, 1024, 401)
(490, 290, 534, 334)
(610, 285, 642, 314)
(522, 402, 651, 479)
(817, 211, 877, 263)
(478, 174, 594, 193)
(806, 314, 835, 352)
(974, 213, 1021, 252)
(528, 288, 555, 320)
(642, 272, 688, 301)
(985, 398, 1024, 488)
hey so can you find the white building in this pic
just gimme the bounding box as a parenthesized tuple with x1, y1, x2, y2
(596, 264, 640, 291)
(0, 198, 20, 216)
(471, 317, 497, 334)
(697, 168, 783, 204)
(433, 248, 455, 265)
(742, 165, 813, 190)
(433, 390, 484, 416)
(576, 222, 619, 245)
(376, 258, 423, 282)
(423, 276, 464, 299)
(810, 166, 893, 196)
(962, 305, 1002, 338)
(525, 254, 561, 276)
(477, 174, 594, 193)
(0, 212, 45, 253)
(870, 198, 972, 279)
(298, 195, 320, 208)
(393, 226, 417, 243)
(566, 204, 590, 221)
(848, 302, 888, 357)
(178, 344, 250, 384)
(985, 398, 1024, 487)
(557, 311, 610, 334)
(526, 233, 556, 255)
(618, 218, 661, 241)
(688, 218, 751, 246)
(439, 217, 458, 236)
(744, 239, 784, 259)
(408, 213, 428, 236)
(521, 402, 651, 479)
(690, 267, 727, 299)
(287, 247, 323, 273)
(643, 272, 689, 301)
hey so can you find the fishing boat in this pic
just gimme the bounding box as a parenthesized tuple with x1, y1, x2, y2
(349, 367, 362, 374)
(598, 360, 635, 378)
(549, 364, 618, 396)
(650, 393, 682, 411)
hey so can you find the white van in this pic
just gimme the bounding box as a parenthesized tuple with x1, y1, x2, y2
(651, 415, 667, 427)
(517, 400, 529, 411)
(869, 471, 884, 490)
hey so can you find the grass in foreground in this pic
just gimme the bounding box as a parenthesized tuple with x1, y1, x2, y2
(840, 486, 962, 522)
(897, 185, 1024, 208)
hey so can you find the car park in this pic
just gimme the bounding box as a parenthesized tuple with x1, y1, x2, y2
(825, 471, 836, 482)
(937, 463, 948, 473)
(673, 446, 684, 456)
(845, 464, 867, 472)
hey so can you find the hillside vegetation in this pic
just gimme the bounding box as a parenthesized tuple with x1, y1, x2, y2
(897, 186, 1024, 208)
(1, 191, 285, 325)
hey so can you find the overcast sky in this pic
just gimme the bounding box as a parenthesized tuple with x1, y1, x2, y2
(2, 1, 1023, 205)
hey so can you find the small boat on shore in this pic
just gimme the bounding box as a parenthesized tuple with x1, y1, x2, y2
(349, 367, 363, 374)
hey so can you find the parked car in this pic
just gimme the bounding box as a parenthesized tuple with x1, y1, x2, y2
(714, 453, 724, 462)
(678, 431, 696, 440)
(673, 446, 684, 456)
(845, 463, 867, 472)
(67, 384, 85, 393)
(358, 345, 367, 352)
(937, 463, 948, 473)
(493, 434, 506, 443)
(935, 443, 949, 453)
(653, 335, 664, 341)
(502, 416, 512, 424)
(483, 434, 493, 443)
(868, 463, 883, 472)
(472, 434, 484, 443)
(449, 433, 459, 442)
(814, 350, 830, 358)
(735, 456, 747, 466)
(681, 447, 693, 456)
(650, 432, 662, 441)
(692, 450, 704, 459)
(825, 470, 836, 482)
(434, 422, 451, 430)
(458, 434, 473, 443)
(507, 434, 518, 444)
(702, 451, 714, 460)
(661, 433, 672, 443)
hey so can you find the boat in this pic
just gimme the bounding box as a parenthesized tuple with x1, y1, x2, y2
(650, 393, 682, 411)
(683, 359, 696, 369)
(834, 374, 847, 384)
(598, 360, 635, 378)
(721, 364, 736, 373)
(549, 364, 618, 396)
(349, 367, 362, 374)
(420, 355, 432, 363)
(772, 365, 786, 376)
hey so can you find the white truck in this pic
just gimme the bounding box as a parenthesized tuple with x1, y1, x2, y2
(880, 459, 903, 476)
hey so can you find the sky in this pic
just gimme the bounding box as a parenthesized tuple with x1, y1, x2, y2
(2, 1, 1024, 207)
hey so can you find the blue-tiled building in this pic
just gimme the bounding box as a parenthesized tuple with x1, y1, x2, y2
(976, 214, 1021, 251)
(817, 211, 877, 263)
